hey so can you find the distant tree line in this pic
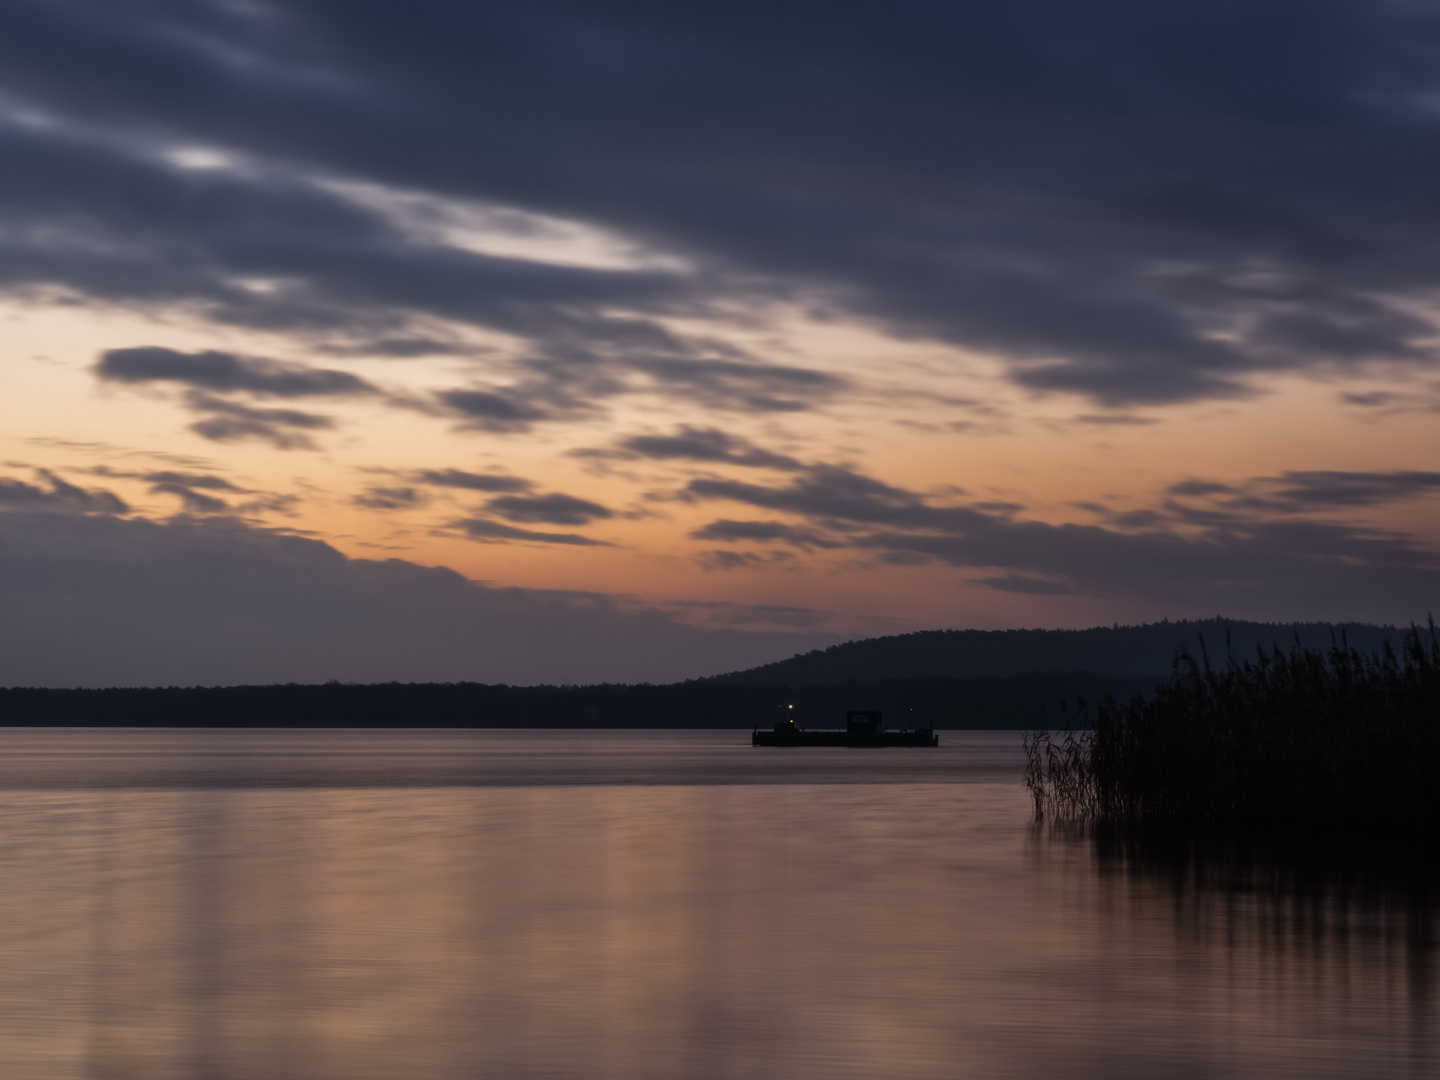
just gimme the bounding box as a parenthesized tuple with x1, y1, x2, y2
(0, 671, 1160, 728)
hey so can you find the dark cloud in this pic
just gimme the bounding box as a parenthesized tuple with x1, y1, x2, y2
(139, 471, 243, 492)
(602, 427, 803, 470)
(1341, 391, 1403, 408)
(436, 389, 553, 433)
(1167, 479, 1238, 497)
(97, 347, 379, 398)
(680, 463, 1440, 617)
(683, 465, 982, 533)
(84, 465, 277, 515)
(411, 469, 532, 493)
(1109, 509, 1166, 529)
(1073, 414, 1160, 427)
(485, 494, 612, 527)
(315, 336, 475, 358)
(694, 549, 795, 573)
(26, 134, 810, 434)
(0, 470, 128, 514)
(0, 510, 835, 686)
(185, 394, 334, 450)
(431, 349, 842, 435)
(353, 486, 425, 511)
(1264, 470, 1440, 509)
(1167, 469, 1440, 512)
(627, 358, 846, 413)
(83, 465, 297, 516)
(690, 519, 842, 549)
(149, 482, 229, 514)
(972, 500, 1025, 515)
(1249, 307, 1433, 363)
(88, 465, 244, 492)
(8, 2, 1438, 406)
(94, 346, 376, 449)
(453, 518, 613, 547)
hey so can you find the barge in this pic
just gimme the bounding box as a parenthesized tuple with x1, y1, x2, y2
(752, 709, 939, 748)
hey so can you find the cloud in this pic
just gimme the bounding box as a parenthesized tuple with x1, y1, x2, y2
(149, 482, 229, 514)
(184, 393, 335, 450)
(1261, 470, 1440, 510)
(453, 518, 613, 547)
(679, 462, 1440, 619)
(694, 549, 795, 573)
(1073, 414, 1160, 427)
(353, 485, 426, 511)
(485, 493, 613, 526)
(13, 2, 1440, 409)
(593, 427, 803, 470)
(1168, 470, 1440, 512)
(1167, 479, 1237, 498)
(97, 347, 380, 398)
(1341, 391, 1403, 408)
(436, 389, 552, 433)
(137, 471, 244, 492)
(627, 357, 846, 413)
(83, 465, 294, 516)
(94, 346, 378, 449)
(689, 518, 842, 549)
(0, 510, 836, 686)
(411, 469, 532, 493)
(431, 349, 843, 435)
(315, 336, 475, 358)
(0, 470, 128, 514)
(683, 465, 977, 532)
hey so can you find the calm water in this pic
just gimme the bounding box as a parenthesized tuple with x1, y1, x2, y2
(0, 729, 1431, 1079)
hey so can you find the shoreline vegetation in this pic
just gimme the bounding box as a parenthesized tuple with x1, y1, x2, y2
(1025, 620, 1440, 835)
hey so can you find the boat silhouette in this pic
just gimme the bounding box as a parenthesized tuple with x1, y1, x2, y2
(752, 708, 938, 747)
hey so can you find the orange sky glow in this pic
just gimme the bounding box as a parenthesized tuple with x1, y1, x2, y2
(3, 2, 1438, 683)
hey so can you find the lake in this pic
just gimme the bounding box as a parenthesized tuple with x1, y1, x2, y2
(0, 729, 1431, 1079)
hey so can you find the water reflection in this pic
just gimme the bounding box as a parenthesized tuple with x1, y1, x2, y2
(3, 784, 1028, 1080)
(0, 731, 1431, 1079)
(1030, 822, 1439, 1079)
(1095, 825, 1438, 1038)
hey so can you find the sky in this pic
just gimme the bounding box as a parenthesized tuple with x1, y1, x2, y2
(2, 0, 1439, 686)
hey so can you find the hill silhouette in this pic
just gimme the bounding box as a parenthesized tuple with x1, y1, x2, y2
(705, 618, 1408, 686)
(0, 618, 1417, 729)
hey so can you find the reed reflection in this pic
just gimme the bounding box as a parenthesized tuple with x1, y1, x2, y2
(1040, 821, 1439, 1076)
(1093, 825, 1438, 998)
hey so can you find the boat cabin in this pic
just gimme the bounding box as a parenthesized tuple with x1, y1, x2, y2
(846, 711, 885, 737)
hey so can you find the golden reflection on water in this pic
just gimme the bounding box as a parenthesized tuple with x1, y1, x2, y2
(0, 732, 1430, 1079)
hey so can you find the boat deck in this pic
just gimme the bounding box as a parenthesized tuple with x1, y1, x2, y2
(751, 729, 939, 748)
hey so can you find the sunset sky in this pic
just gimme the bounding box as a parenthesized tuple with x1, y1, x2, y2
(3, 0, 1439, 685)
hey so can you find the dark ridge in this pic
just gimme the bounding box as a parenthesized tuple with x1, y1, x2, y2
(0, 672, 1159, 729)
(705, 619, 1406, 685)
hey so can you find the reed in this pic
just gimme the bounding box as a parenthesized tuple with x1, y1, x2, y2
(1026, 620, 1440, 833)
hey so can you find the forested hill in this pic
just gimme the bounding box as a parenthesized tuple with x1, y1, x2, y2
(704, 619, 1409, 686)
